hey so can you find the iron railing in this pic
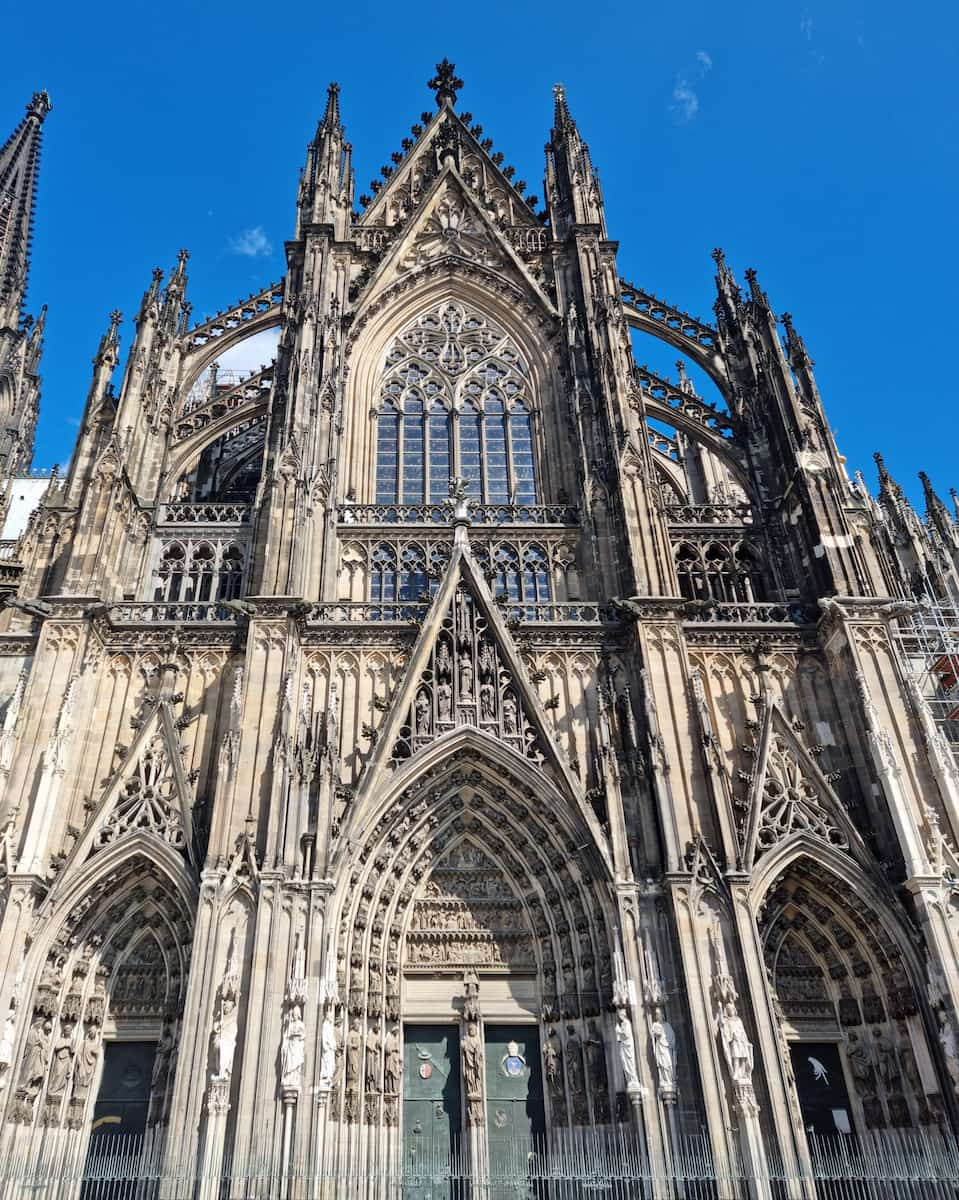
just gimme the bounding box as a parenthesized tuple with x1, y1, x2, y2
(4, 1128, 959, 1199)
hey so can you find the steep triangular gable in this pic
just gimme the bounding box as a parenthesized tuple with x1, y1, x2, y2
(359, 107, 541, 233)
(741, 704, 868, 869)
(358, 168, 556, 315)
(67, 700, 196, 869)
(355, 541, 599, 830)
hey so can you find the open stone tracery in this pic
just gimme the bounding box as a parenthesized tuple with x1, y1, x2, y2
(0, 61, 955, 1196)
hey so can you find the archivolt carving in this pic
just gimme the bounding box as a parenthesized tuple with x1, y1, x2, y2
(327, 747, 615, 1127)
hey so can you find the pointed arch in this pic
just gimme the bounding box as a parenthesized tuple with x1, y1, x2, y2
(341, 270, 567, 510)
(325, 741, 620, 1129)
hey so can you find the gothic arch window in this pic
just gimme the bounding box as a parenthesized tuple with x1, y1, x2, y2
(370, 543, 428, 606)
(375, 302, 540, 505)
(155, 543, 186, 602)
(152, 539, 247, 603)
(674, 539, 767, 603)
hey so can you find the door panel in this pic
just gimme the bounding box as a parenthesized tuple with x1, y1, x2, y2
(484, 1024, 545, 1197)
(403, 1025, 461, 1199)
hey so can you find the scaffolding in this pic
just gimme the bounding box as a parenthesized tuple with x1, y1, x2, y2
(893, 595, 959, 758)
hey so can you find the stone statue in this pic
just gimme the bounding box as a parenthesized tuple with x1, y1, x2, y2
(649, 1007, 677, 1092)
(437, 643, 453, 681)
(438, 682, 453, 722)
(415, 691, 431, 735)
(459, 653, 473, 699)
(46, 1021, 76, 1102)
(345, 1019, 362, 1088)
(479, 682, 495, 721)
(18, 1017, 51, 1096)
(447, 476, 472, 521)
(462, 1021, 483, 1098)
(502, 694, 518, 735)
(543, 1027, 561, 1089)
(718, 1001, 753, 1085)
(937, 1010, 959, 1087)
(615, 1011, 639, 1089)
(319, 1016, 337, 1089)
(365, 1025, 381, 1092)
(280, 1005, 306, 1090)
(72, 1025, 100, 1103)
(846, 1031, 876, 1096)
(214, 997, 238, 1079)
(384, 1026, 402, 1095)
(463, 967, 480, 1021)
(565, 1025, 585, 1097)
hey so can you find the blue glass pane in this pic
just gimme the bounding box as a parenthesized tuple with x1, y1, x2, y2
(510, 412, 538, 503)
(459, 411, 483, 499)
(485, 412, 509, 503)
(402, 414, 425, 503)
(376, 413, 400, 503)
(428, 413, 451, 503)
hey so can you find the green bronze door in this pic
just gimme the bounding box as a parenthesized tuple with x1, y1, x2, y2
(484, 1024, 545, 1198)
(403, 1025, 461, 1199)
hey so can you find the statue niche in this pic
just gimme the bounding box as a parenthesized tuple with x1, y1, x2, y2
(403, 839, 535, 973)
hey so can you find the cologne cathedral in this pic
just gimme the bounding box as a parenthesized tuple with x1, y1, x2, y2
(1, 62, 959, 1194)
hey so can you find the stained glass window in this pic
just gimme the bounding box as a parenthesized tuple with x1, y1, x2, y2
(374, 302, 539, 505)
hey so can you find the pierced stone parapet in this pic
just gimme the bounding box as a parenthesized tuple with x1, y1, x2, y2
(337, 502, 579, 527)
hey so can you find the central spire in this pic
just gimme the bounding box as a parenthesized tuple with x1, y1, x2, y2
(428, 58, 463, 108)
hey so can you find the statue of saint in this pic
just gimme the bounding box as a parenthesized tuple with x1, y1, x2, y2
(18, 1018, 51, 1096)
(462, 1022, 483, 1097)
(280, 1005, 306, 1090)
(384, 1027, 402, 1095)
(345, 1019, 362, 1088)
(72, 1025, 100, 1103)
(214, 997, 238, 1079)
(615, 1011, 639, 1089)
(649, 1007, 677, 1092)
(718, 1000, 753, 1086)
(46, 1021, 76, 1102)
(365, 1025, 381, 1093)
(319, 1016, 337, 1089)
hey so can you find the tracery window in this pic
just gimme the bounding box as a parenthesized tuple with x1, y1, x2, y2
(370, 543, 428, 604)
(375, 302, 539, 505)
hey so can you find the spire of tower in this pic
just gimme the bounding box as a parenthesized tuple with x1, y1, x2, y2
(919, 471, 956, 544)
(322, 81, 342, 131)
(874, 452, 903, 501)
(298, 83, 352, 233)
(0, 91, 51, 331)
(545, 83, 605, 238)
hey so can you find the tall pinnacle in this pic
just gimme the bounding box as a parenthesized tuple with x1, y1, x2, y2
(428, 59, 463, 108)
(0, 91, 51, 330)
(319, 82, 342, 136)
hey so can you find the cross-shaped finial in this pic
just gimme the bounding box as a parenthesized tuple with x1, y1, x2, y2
(428, 59, 463, 108)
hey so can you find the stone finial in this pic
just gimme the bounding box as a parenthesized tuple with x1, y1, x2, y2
(26, 92, 52, 122)
(428, 59, 463, 108)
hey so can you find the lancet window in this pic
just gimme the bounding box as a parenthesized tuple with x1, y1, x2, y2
(375, 302, 539, 505)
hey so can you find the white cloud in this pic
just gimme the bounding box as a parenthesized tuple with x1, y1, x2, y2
(228, 226, 273, 258)
(671, 50, 712, 124)
(672, 80, 699, 123)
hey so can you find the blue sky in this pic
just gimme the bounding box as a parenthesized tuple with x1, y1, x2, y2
(4, 0, 957, 505)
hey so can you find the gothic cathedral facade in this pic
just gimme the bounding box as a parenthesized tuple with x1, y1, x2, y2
(1, 62, 959, 1191)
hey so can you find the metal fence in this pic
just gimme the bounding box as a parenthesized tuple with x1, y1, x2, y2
(3, 1128, 959, 1199)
